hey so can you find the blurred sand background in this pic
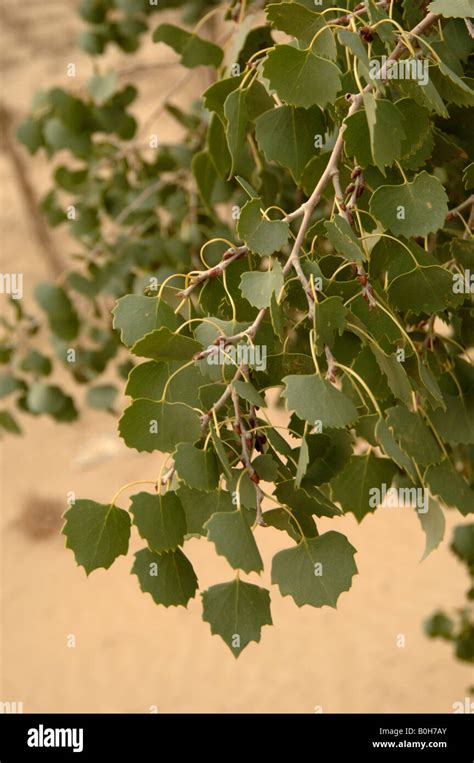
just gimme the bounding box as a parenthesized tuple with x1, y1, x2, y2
(0, 0, 471, 713)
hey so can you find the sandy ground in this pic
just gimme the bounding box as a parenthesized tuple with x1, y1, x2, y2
(0, 0, 472, 714)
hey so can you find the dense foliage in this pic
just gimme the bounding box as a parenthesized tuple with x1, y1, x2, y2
(4, 0, 474, 656)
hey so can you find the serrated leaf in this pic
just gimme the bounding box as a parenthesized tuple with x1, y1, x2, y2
(202, 74, 245, 122)
(369, 345, 412, 406)
(205, 511, 263, 573)
(428, 0, 474, 18)
(237, 198, 289, 256)
(425, 460, 474, 516)
(417, 497, 445, 561)
(255, 105, 325, 181)
(174, 443, 219, 491)
(239, 260, 284, 309)
(330, 451, 397, 523)
(386, 405, 442, 466)
(314, 296, 347, 354)
(263, 45, 341, 109)
(232, 380, 266, 408)
(177, 486, 234, 536)
(388, 264, 463, 313)
(266, 2, 336, 55)
(63, 499, 131, 575)
(362, 93, 406, 173)
(370, 171, 449, 237)
(295, 437, 310, 489)
(131, 327, 201, 361)
(429, 394, 474, 445)
(130, 491, 186, 552)
(275, 479, 342, 518)
(375, 417, 417, 481)
(324, 216, 366, 264)
(202, 579, 272, 657)
(282, 374, 358, 429)
(153, 23, 223, 69)
(119, 400, 201, 453)
(271, 531, 357, 607)
(132, 547, 198, 607)
(113, 295, 179, 347)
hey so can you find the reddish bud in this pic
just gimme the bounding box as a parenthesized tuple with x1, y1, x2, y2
(345, 183, 356, 195)
(351, 166, 362, 179)
(249, 472, 260, 485)
(208, 267, 221, 278)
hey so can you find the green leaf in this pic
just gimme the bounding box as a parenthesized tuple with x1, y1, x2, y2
(275, 479, 342, 518)
(153, 23, 223, 69)
(344, 110, 372, 168)
(191, 150, 221, 209)
(16, 118, 43, 154)
(362, 93, 406, 173)
(174, 443, 219, 491)
(324, 216, 366, 264)
(424, 610, 454, 639)
(63, 500, 131, 575)
(27, 383, 70, 415)
(369, 345, 412, 406)
(86, 384, 118, 411)
(263, 45, 341, 109)
(204, 511, 263, 573)
(282, 374, 358, 429)
(87, 71, 117, 104)
(35, 283, 79, 341)
(177, 487, 234, 536)
(295, 437, 310, 489)
(397, 98, 431, 161)
(130, 491, 186, 553)
(202, 74, 245, 122)
(388, 264, 462, 314)
(131, 327, 201, 362)
(375, 418, 417, 481)
(232, 380, 266, 408)
(451, 524, 474, 565)
(427, 0, 474, 18)
(330, 452, 397, 523)
(255, 105, 325, 181)
(132, 547, 198, 607)
(463, 162, 474, 190)
(113, 295, 179, 348)
(119, 400, 201, 453)
(19, 349, 51, 376)
(385, 405, 442, 466)
(425, 461, 474, 516)
(43, 118, 91, 158)
(429, 394, 474, 445)
(0, 411, 22, 435)
(314, 297, 347, 354)
(370, 171, 449, 237)
(266, 2, 335, 52)
(202, 579, 272, 657)
(237, 198, 289, 256)
(417, 497, 445, 561)
(271, 531, 357, 607)
(239, 260, 284, 309)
